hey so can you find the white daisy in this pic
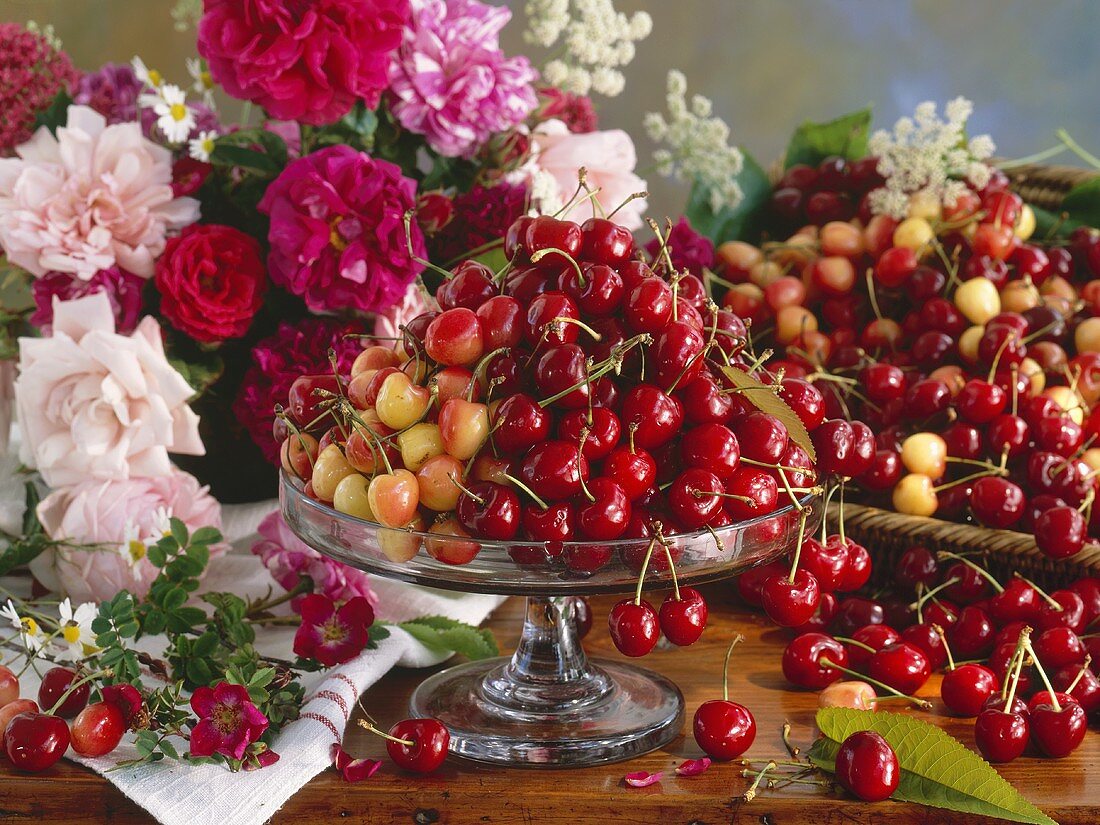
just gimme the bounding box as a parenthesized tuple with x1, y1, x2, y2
(55, 599, 98, 662)
(0, 600, 47, 655)
(186, 57, 216, 108)
(132, 56, 164, 90)
(118, 522, 149, 571)
(152, 84, 196, 144)
(188, 130, 218, 162)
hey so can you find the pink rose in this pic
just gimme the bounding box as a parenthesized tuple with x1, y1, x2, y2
(529, 119, 648, 230)
(30, 468, 225, 602)
(15, 292, 205, 488)
(0, 106, 199, 280)
(372, 282, 433, 343)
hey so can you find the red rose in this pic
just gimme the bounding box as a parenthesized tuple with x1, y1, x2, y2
(155, 225, 266, 343)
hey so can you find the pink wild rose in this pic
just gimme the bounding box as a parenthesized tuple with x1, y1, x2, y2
(189, 682, 269, 760)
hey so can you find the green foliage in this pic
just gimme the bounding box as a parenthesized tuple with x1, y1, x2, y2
(396, 615, 499, 660)
(808, 708, 1057, 825)
(685, 151, 772, 245)
(784, 107, 872, 169)
(32, 91, 73, 134)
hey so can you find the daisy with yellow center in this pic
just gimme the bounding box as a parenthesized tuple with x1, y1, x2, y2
(56, 598, 98, 662)
(152, 84, 196, 145)
(189, 130, 219, 163)
(132, 56, 163, 89)
(187, 57, 217, 108)
(0, 599, 47, 655)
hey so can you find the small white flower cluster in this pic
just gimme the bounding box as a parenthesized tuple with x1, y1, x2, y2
(525, 0, 651, 97)
(0, 598, 97, 662)
(133, 56, 217, 159)
(867, 96, 996, 220)
(644, 71, 744, 213)
(25, 20, 63, 51)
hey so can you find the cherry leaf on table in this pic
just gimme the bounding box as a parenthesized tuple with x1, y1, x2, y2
(807, 708, 1057, 825)
(395, 616, 498, 661)
(718, 365, 816, 462)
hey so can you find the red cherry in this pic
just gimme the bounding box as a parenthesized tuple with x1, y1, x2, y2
(955, 379, 1006, 424)
(668, 469, 726, 529)
(456, 481, 520, 541)
(659, 587, 708, 646)
(1034, 626, 1087, 669)
(875, 246, 918, 287)
(835, 730, 900, 801)
(761, 569, 821, 627)
(795, 537, 848, 594)
(812, 419, 874, 478)
(520, 502, 575, 544)
(947, 606, 995, 658)
(608, 599, 659, 657)
(493, 393, 551, 453)
(782, 632, 849, 689)
(736, 412, 789, 464)
(868, 642, 931, 694)
(622, 384, 683, 449)
(833, 537, 872, 592)
(681, 424, 741, 479)
(904, 379, 951, 419)
(518, 440, 589, 501)
(38, 667, 88, 719)
(975, 708, 1029, 762)
(1030, 701, 1088, 758)
(990, 579, 1041, 624)
(832, 596, 886, 637)
(900, 623, 947, 670)
(558, 407, 621, 461)
(692, 699, 755, 761)
(524, 216, 582, 268)
(580, 217, 633, 266)
(425, 308, 485, 366)
(723, 468, 778, 521)
(777, 378, 825, 431)
(969, 478, 1025, 528)
(387, 718, 450, 773)
(4, 711, 70, 772)
(941, 664, 999, 717)
(577, 478, 631, 540)
(624, 278, 674, 333)
(561, 263, 624, 316)
(894, 545, 938, 590)
(1035, 505, 1087, 559)
(735, 560, 787, 607)
(437, 261, 495, 310)
(476, 295, 524, 350)
(71, 701, 126, 757)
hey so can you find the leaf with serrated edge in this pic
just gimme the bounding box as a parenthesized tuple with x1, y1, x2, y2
(719, 365, 816, 462)
(808, 708, 1057, 825)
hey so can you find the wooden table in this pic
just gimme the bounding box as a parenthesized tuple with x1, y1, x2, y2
(2, 585, 1096, 824)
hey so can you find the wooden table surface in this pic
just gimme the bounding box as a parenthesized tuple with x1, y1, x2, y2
(2, 584, 1096, 824)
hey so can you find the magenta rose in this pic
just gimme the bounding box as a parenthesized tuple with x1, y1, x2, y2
(154, 224, 267, 343)
(30, 267, 144, 335)
(197, 0, 409, 125)
(258, 145, 426, 314)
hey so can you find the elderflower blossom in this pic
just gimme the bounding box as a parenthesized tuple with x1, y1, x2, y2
(524, 0, 651, 97)
(867, 96, 996, 220)
(645, 71, 744, 213)
(0, 600, 47, 656)
(55, 599, 98, 662)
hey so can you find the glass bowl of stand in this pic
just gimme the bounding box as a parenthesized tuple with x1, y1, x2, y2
(280, 471, 820, 768)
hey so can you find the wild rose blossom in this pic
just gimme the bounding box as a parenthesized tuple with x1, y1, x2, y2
(292, 593, 374, 667)
(197, 0, 409, 125)
(388, 0, 538, 158)
(234, 317, 370, 463)
(251, 511, 376, 608)
(189, 682, 269, 761)
(15, 292, 205, 488)
(31, 468, 224, 603)
(0, 23, 80, 155)
(258, 145, 425, 315)
(30, 267, 144, 335)
(154, 224, 267, 343)
(0, 106, 200, 280)
(644, 216, 714, 277)
(528, 118, 647, 230)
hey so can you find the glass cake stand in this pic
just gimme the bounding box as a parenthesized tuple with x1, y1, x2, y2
(280, 472, 820, 767)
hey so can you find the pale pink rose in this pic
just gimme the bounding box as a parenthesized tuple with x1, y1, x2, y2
(372, 282, 434, 342)
(15, 292, 205, 488)
(30, 468, 225, 602)
(528, 119, 647, 230)
(0, 105, 199, 280)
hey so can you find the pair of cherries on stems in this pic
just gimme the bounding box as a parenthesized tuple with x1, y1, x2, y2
(607, 533, 708, 657)
(974, 627, 1088, 763)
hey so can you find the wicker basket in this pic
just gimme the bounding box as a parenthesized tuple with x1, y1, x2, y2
(820, 163, 1100, 591)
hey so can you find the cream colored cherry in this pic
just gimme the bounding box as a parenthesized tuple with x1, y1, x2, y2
(375, 371, 433, 430)
(954, 277, 1000, 325)
(311, 444, 358, 502)
(893, 473, 938, 517)
(351, 345, 401, 377)
(1015, 204, 1036, 240)
(908, 190, 942, 222)
(892, 217, 934, 254)
(1045, 385, 1085, 425)
(901, 432, 948, 480)
(1075, 317, 1100, 354)
(397, 423, 445, 472)
(333, 473, 374, 520)
(438, 398, 491, 461)
(378, 514, 425, 563)
(416, 454, 466, 511)
(367, 469, 420, 528)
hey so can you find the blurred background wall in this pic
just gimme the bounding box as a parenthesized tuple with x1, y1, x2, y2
(4, 0, 1099, 217)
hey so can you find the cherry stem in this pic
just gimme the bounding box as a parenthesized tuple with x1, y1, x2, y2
(549, 315, 602, 341)
(1024, 638, 1062, 713)
(781, 721, 800, 757)
(908, 577, 961, 612)
(1012, 572, 1062, 611)
(447, 473, 484, 505)
(776, 467, 805, 513)
(833, 636, 876, 653)
(645, 217, 676, 277)
(934, 468, 1005, 492)
(357, 720, 414, 747)
(403, 210, 454, 281)
(468, 346, 511, 401)
(666, 343, 712, 395)
(818, 659, 932, 709)
(1003, 627, 1032, 709)
(986, 328, 1019, 383)
(787, 511, 810, 585)
(48, 668, 112, 716)
(575, 435, 595, 503)
(865, 268, 884, 322)
(634, 536, 660, 606)
(663, 543, 681, 602)
(740, 457, 818, 475)
(936, 551, 1005, 594)
(820, 482, 841, 544)
(627, 422, 638, 454)
(607, 190, 648, 221)
(837, 481, 846, 546)
(720, 633, 746, 703)
(932, 624, 956, 671)
(1067, 656, 1092, 693)
(741, 760, 777, 802)
(499, 473, 549, 511)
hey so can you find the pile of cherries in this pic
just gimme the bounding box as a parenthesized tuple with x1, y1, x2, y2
(749, 541, 1100, 763)
(0, 664, 140, 772)
(715, 154, 1100, 552)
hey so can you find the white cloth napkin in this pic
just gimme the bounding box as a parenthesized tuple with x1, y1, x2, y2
(16, 502, 506, 825)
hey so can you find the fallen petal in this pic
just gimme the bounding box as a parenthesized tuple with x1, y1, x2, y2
(623, 770, 663, 788)
(331, 743, 353, 771)
(675, 757, 711, 777)
(343, 758, 384, 783)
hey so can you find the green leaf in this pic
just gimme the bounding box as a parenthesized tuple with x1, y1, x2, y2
(808, 708, 1057, 825)
(167, 349, 225, 398)
(784, 107, 872, 169)
(368, 624, 391, 646)
(398, 620, 498, 660)
(158, 739, 180, 761)
(209, 143, 280, 175)
(116, 621, 140, 639)
(162, 587, 188, 612)
(1056, 178, 1100, 229)
(32, 91, 73, 134)
(719, 365, 816, 462)
(248, 667, 276, 689)
(169, 518, 190, 548)
(21, 482, 42, 537)
(684, 151, 772, 244)
(190, 526, 223, 547)
(146, 544, 168, 569)
(0, 536, 48, 578)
